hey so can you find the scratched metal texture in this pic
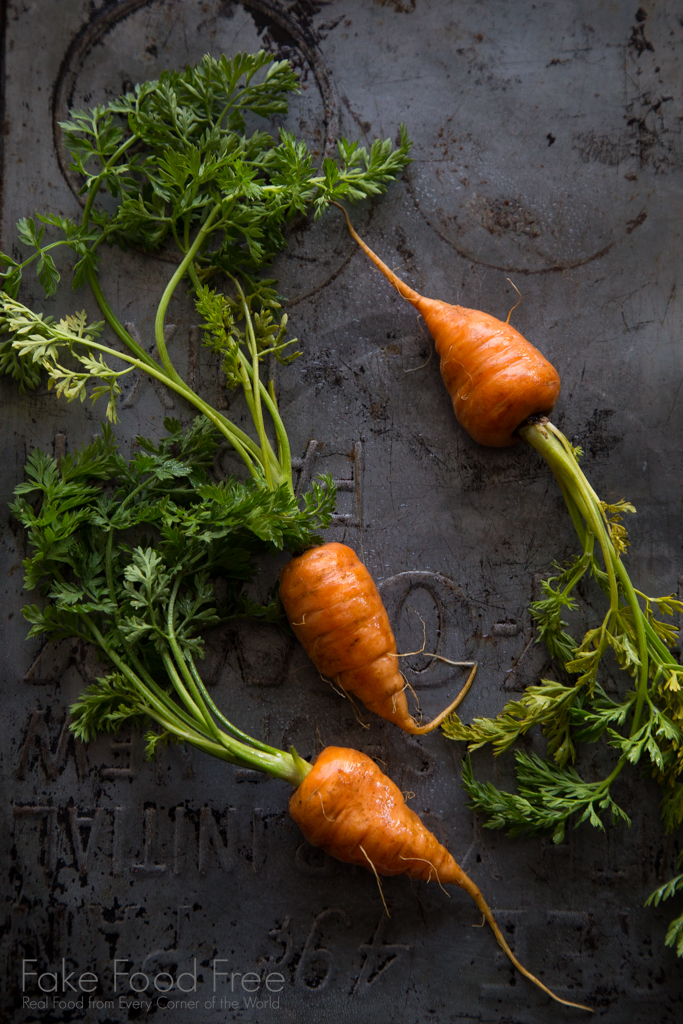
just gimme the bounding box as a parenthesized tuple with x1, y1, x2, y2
(1, 1, 682, 1022)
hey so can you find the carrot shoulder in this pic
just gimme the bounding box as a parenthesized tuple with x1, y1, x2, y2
(280, 542, 474, 734)
(335, 203, 560, 447)
(290, 746, 592, 1013)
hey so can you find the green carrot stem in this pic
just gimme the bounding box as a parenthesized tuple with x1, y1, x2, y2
(80, 589, 309, 783)
(99, 528, 229, 736)
(173, 705, 308, 783)
(523, 422, 620, 610)
(560, 551, 594, 599)
(141, 708, 252, 765)
(521, 419, 651, 729)
(235, 352, 277, 482)
(76, 614, 206, 740)
(268, 379, 287, 474)
(41, 226, 288, 490)
(154, 202, 221, 386)
(13, 238, 74, 275)
(161, 649, 207, 721)
(81, 133, 139, 228)
(80, 615, 213, 738)
(86, 276, 282, 484)
(166, 576, 224, 740)
(642, 615, 681, 668)
(141, 706, 309, 783)
(249, 363, 293, 493)
(234, 284, 274, 489)
(78, 282, 264, 465)
(185, 652, 286, 757)
(613, 557, 657, 735)
(10, 312, 264, 479)
(87, 268, 158, 368)
(236, 350, 285, 485)
(556, 476, 590, 551)
(85, 612, 307, 783)
(598, 753, 630, 793)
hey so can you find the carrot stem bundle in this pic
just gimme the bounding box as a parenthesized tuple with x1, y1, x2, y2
(446, 416, 683, 838)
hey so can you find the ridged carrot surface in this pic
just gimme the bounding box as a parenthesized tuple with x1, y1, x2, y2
(336, 204, 560, 447)
(290, 747, 591, 1012)
(280, 542, 473, 734)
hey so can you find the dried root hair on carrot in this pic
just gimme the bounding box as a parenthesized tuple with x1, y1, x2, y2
(505, 278, 522, 324)
(360, 845, 391, 917)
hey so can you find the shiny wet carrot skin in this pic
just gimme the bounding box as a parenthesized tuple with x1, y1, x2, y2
(280, 542, 424, 732)
(289, 745, 461, 881)
(415, 298, 561, 447)
(289, 747, 592, 1012)
(335, 202, 560, 447)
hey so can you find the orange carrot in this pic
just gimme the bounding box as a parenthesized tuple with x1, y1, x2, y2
(290, 746, 592, 1011)
(334, 203, 560, 447)
(280, 541, 475, 734)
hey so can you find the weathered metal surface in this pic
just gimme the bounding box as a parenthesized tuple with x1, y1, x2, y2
(1, 1, 683, 1022)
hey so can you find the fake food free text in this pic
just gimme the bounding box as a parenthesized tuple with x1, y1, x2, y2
(21, 958, 285, 995)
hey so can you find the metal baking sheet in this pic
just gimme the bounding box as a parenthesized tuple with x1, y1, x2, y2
(2, 2, 682, 1021)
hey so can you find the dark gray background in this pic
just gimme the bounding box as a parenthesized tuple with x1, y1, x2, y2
(1, 2, 682, 1021)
